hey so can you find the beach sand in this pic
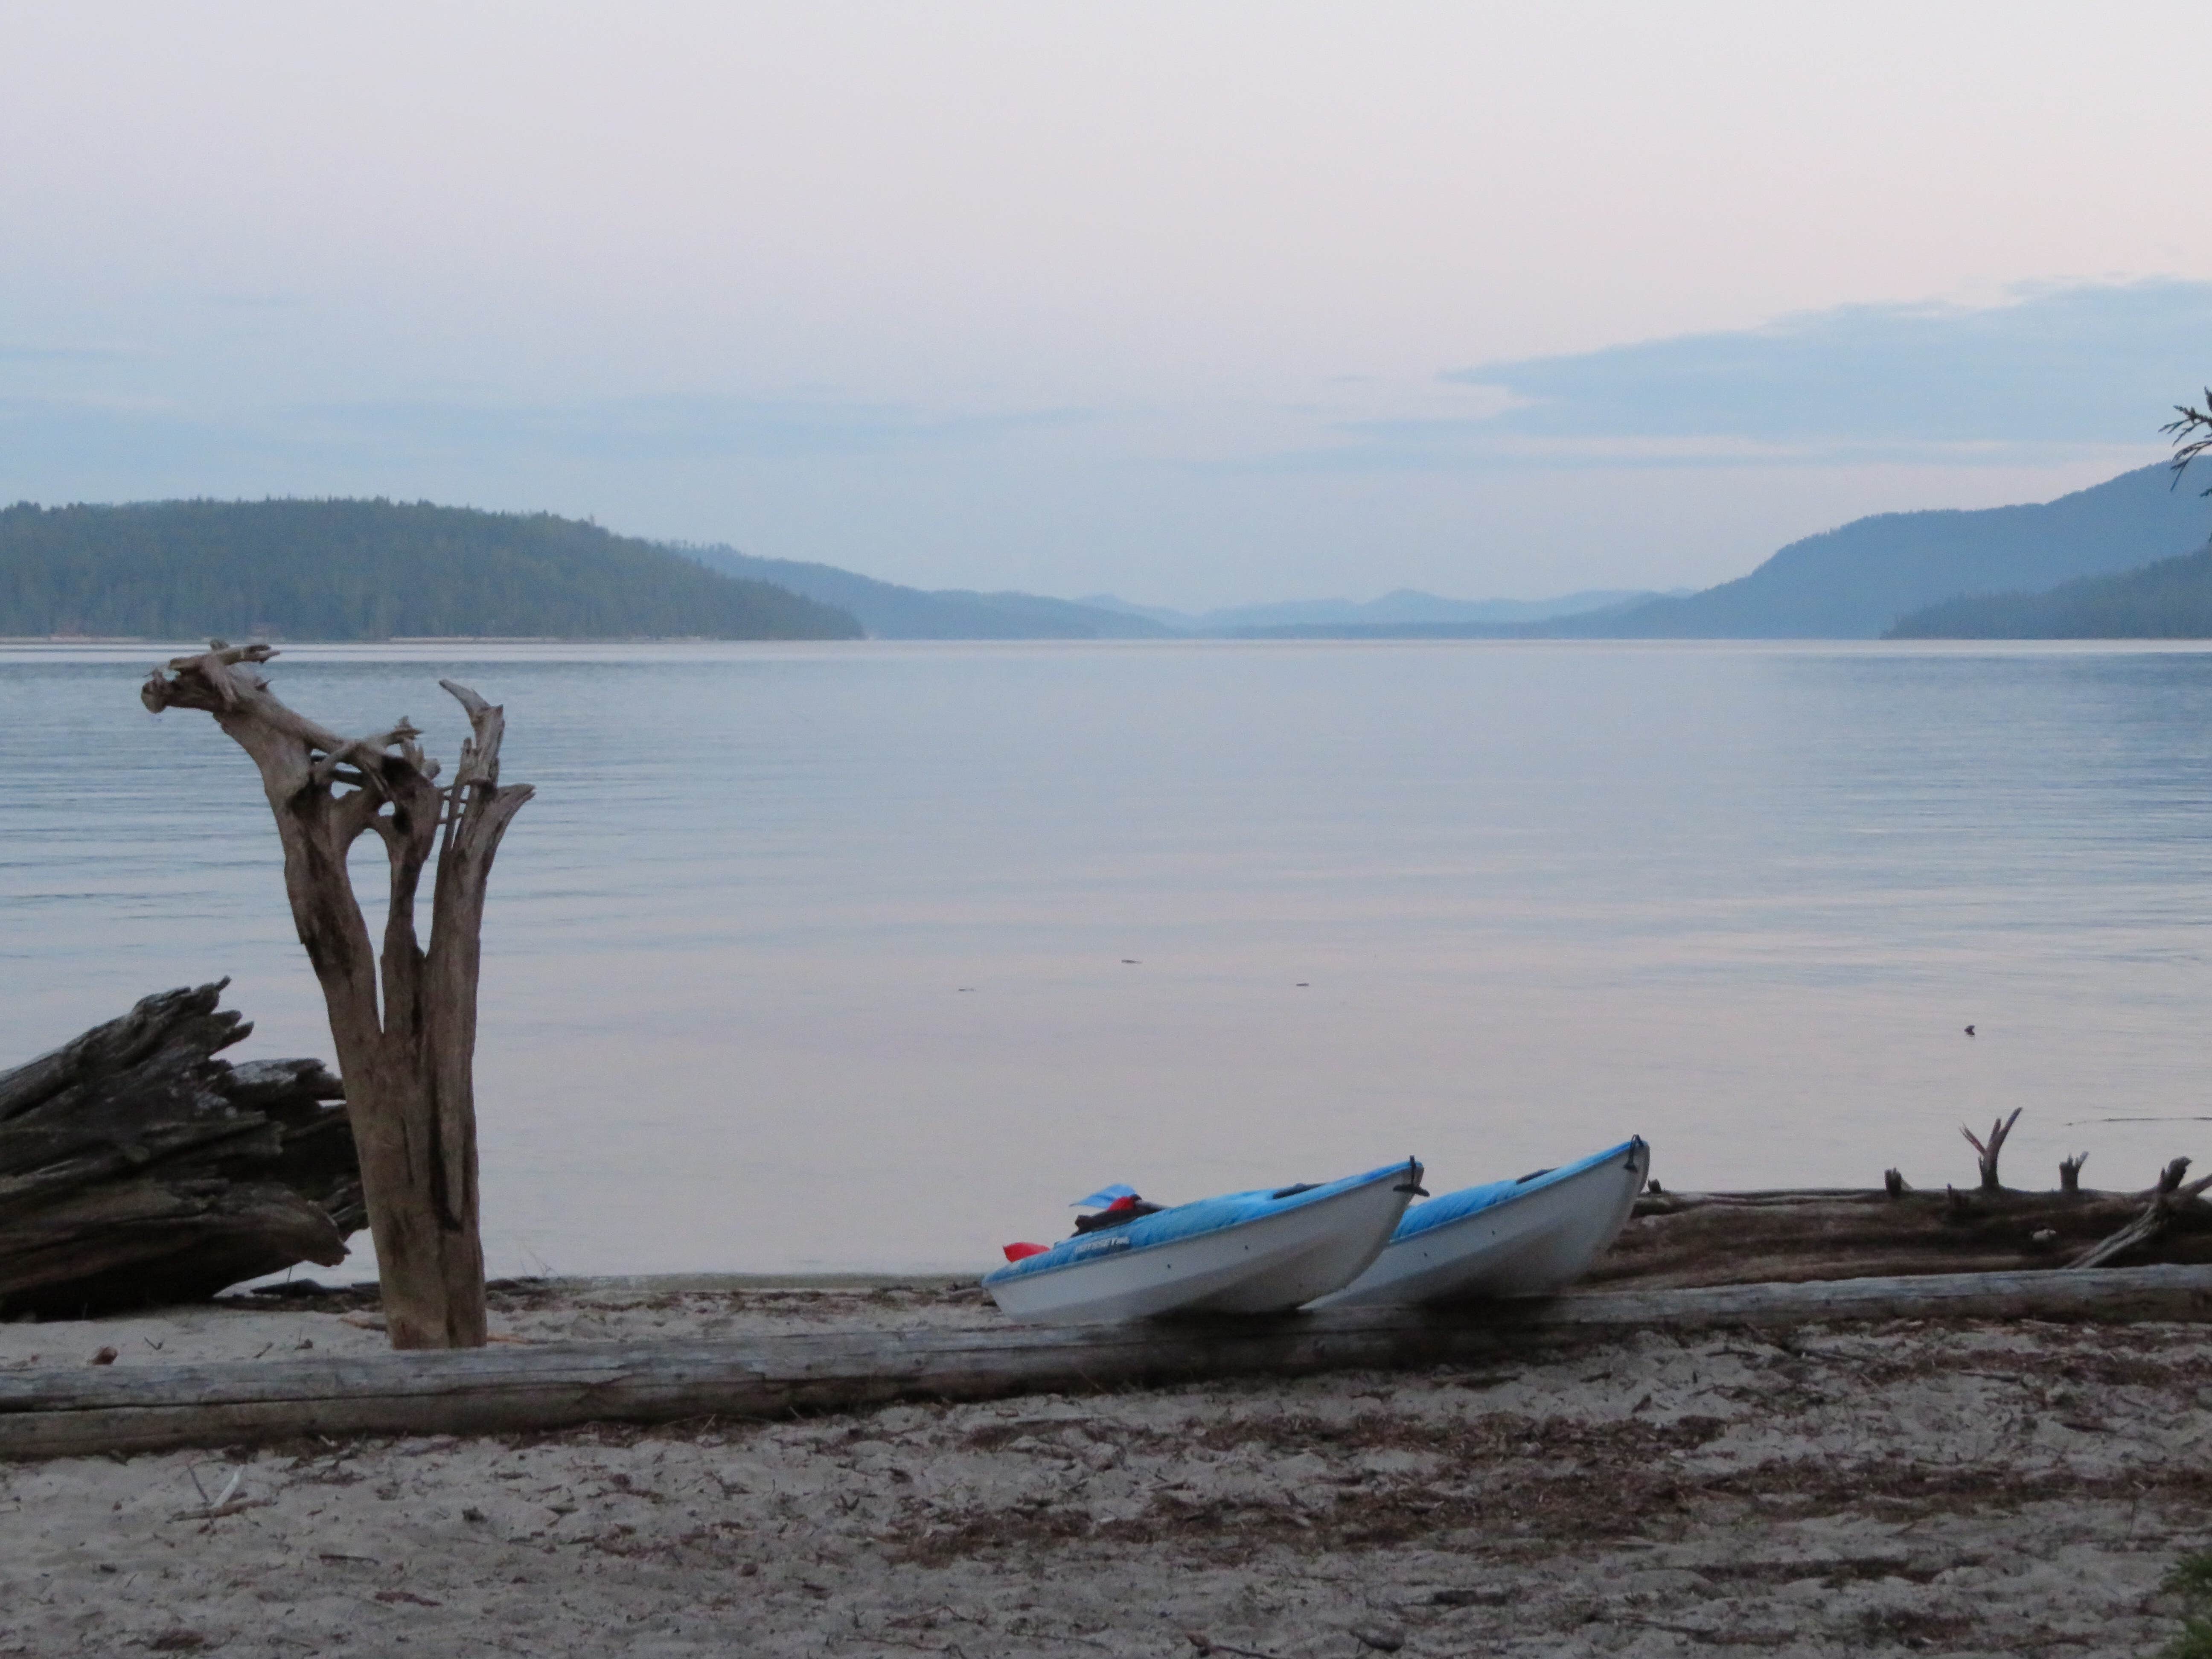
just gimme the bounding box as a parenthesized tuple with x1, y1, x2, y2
(3, 1281, 2208, 1657)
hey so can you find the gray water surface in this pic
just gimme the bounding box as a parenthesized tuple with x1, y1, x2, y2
(5, 639, 2211, 1277)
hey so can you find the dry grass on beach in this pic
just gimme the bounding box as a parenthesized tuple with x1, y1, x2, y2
(3, 1283, 2210, 1657)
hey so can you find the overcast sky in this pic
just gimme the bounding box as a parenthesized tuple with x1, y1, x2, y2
(4, 3, 2208, 608)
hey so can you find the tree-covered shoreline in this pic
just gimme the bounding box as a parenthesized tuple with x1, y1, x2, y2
(1885, 540, 2212, 639)
(0, 498, 862, 641)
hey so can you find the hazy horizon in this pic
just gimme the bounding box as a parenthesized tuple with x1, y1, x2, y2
(5, 3, 2208, 608)
(5, 455, 2170, 624)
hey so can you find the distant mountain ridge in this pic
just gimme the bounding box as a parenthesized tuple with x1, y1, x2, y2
(1535, 464, 2211, 638)
(0, 499, 862, 640)
(1077, 587, 1672, 633)
(20, 469, 2197, 647)
(681, 545, 1173, 639)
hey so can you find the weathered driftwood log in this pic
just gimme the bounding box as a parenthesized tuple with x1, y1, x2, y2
(0, 982, 361, 1316)
(2069, 1157, 2212, 1269)
(142, 643, 531, 1350)
(1601, 1173, 2212, 1289)
(1590, 1108, 2212, 1289)
(3, 1264, 2207, 1459)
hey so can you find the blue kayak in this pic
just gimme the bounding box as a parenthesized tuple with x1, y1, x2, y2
(1312, 1138, 1648, 1308)
(983, 1158, 1424, 1325)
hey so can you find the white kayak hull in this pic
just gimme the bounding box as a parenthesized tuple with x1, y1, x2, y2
(1312, 1138, 1647, 1309)
(984, 1161, 1418, 1326)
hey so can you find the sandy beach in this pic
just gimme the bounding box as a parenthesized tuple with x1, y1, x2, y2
(3, 1280, 2208, 1657)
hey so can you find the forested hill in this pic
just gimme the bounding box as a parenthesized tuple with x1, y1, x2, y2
(1886, 538, 2212, 638)
(684, 544, 1172, 639)
(1537, 463, 2211, 638)
(0, 499, 863, 640)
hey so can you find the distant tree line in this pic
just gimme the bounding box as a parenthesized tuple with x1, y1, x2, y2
(0, 498, 862, 640)
(1886, 543, 2212, 639)
(1886, 389, 2212, 639)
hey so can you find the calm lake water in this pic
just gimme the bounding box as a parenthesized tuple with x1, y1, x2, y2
(6, 639, 2212, 1278)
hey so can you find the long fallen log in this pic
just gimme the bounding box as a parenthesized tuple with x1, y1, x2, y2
(1599, 1185, 2212, 1287)
(0, 983, 363, 1316)
(1601, 1127, 2212, 1289)
(6, 1263, 2209, 1459)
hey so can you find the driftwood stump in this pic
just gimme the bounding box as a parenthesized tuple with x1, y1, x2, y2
(1961, 1108, 2021, 1193)
(0, 981, 360, 1316)
(142, 643, 531, 1348)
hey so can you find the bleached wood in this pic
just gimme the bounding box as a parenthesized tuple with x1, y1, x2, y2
(142, 645, 532, 1348)
(5, 1265, 2209, 1459)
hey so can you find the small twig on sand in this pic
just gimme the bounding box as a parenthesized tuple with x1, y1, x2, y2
(171, 1462, 250, 1522)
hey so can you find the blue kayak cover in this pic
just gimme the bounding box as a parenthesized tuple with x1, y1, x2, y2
(1070, 1183, 1140, 1209)
(985, 1161, 1416, 1288)
(1392, 1138, 1643, 1243)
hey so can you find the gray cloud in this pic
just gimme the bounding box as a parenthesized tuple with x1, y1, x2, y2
(1225, 281, 2211, 476)
(1445, 280, 2212, 447)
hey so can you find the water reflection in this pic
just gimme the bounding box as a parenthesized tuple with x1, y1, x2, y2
(4, 640, 2211, 1276)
